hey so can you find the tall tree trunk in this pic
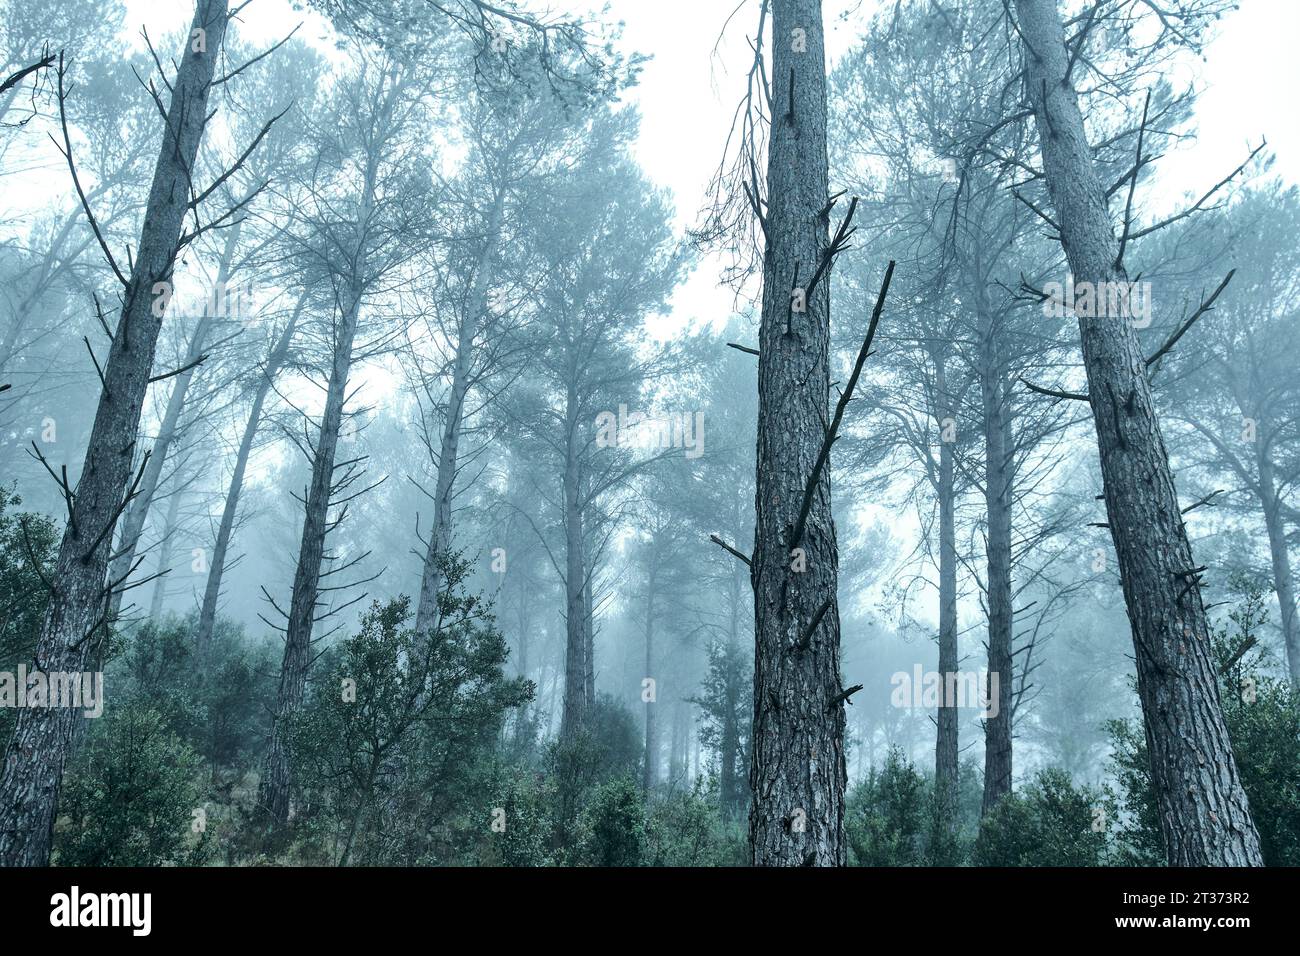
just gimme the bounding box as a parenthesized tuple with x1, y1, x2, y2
(196, 301, 302, 654)
(1257, 443, 1300, 686)
(260, 278, 366, 827)
(980, 367, 1013, 814)
(0, 0, 229, 867)
(642, 561, 658, 794)
(559, 399, 589, 740)
(934, 358, 960, 838)
(148, 487, 182, 622)
(1013, 0, 1262, 865)
(749, 0, 848, 867)
(413, 189, 506, 634)
(107, 221, 240, 621)
(583, 569, 595, 708)
(721, 551, 744, 819)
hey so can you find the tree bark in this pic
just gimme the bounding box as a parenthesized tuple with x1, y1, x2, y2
(749, 0, 848, 866)
(1013, 0, 1262, 866)
(196, 300, 302, 654)
(0, 0, 230, 867)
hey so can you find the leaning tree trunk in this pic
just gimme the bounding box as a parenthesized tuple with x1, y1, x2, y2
(934, 358, 961, 840)
(1013, 0, 1262, 866)
(1257, 444, 1300, 687)
(413, 189, 505, 635)
(260, 280, 363, 828)
(981, 367, 1014, 814)
(106, 221, 240, 622)
(749, 0, 848, 866)
(196, 301, 302, 654)
(0, 0, 229, 867)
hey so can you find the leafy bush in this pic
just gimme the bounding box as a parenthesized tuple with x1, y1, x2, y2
(973, 768, 1111, 866)
(55, 698, 208, 866)
(577, 775, 646, 866)
(646, 778, 746, 866)
(847, 747, 928, 866)
(290, 568, 532, 864)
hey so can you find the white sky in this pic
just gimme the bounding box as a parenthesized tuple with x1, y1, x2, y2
(110, 0, 1300, 340)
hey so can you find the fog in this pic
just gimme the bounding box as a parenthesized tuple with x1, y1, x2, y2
(0, 0, 1296, 867)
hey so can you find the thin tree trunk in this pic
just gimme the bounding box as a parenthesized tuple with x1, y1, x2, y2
(583, 569, 595, 708)
(980, 368, 1013, 814)
(148, 487, 182, 622)
(259, 278, 362, 827)
(934, 359, 960, 836)
(413, 189, 505, 634)
(642, 561, 658, 794)
(749, 0, 848, 867)
(1013, 0, 1262, 866)
(1257, 445, 1300, 686)
(559, 398, 589, 740)
(196, 301, 302, 654)
(0, 0, 230, 867)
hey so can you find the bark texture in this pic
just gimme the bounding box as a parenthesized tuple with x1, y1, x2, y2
(749, 0, 848, 867)
(1013, 0, 1262, 866)
(0, 0, 229, 866)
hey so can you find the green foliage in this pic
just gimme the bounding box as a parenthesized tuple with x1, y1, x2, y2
(577, 775, 646, 867)
(646, 779, 747, 866)
(1107, 579, 1300, 865)
(847, 747, 928, 866)
(290, 564, 532, 864)
(55, 697, 208, 866)
(547, 693, 642, 833)
(692, 638, 752, 819)
(973, 768, 1112, 867)
(483, 770, 555, 867)
(114, 612, 276, 774)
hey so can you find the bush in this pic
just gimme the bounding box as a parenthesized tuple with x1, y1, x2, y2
(578, 775, 646, 867)
(646, 779, 747, 866)
(55, 698, 208, 866)
(973, 768, 1111, 866)
(290, 569, 532, 865)
(847, 747, 928, 866)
